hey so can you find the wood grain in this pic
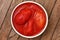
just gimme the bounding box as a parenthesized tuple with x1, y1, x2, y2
(0, 0, 23, 40)
(0, 0, 12, 28)
(40, 0, 60, 40)
(8, 0, 23, 40)
(52, 18, 60, 40)
(0, 0, 60, 40)
(9, 29, 16, 38)
(51, 0, 60, 40)
(9, 34, 19, 40)
(8, 0, 23, 39)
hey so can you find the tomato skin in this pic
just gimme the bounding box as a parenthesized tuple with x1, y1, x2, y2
(23, 19, 34, 36)
(13, 3, 46, 36)
(34, 10, 46, 29)
(14, 8, 32, 25)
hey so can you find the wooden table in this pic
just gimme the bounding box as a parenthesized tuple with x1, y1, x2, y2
(0, 0, 60, 40)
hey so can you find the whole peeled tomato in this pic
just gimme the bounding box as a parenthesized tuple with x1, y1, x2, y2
(14, 8, 32, 25)
(34, 10, 46, 31)
(23, 19, 34, 36)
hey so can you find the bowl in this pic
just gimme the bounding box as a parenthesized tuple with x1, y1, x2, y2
(11, 1, 48, 38)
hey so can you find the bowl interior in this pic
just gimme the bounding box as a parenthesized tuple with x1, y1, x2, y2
(11, 1, 48, 38)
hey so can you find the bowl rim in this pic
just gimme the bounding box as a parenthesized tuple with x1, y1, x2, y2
(11, 1, 48, 38)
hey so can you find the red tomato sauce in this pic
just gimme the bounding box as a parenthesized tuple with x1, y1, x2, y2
(12, 2, 46, 36)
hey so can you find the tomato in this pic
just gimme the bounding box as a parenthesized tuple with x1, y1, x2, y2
(12, 3, 46, 36)
(14, 8, 32, 25)
(34, 10, 46, 29)
(23, 19, 33, 36)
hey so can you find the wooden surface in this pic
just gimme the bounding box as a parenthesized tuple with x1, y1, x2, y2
(0, 0, 60, 40)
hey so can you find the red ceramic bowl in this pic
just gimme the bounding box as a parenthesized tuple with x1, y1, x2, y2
(11, 1, 48, 38)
